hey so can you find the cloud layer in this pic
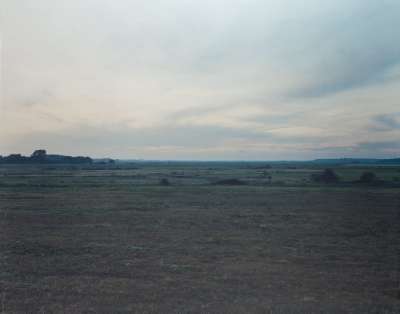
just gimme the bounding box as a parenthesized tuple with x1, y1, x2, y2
(1, 0, 400, 159)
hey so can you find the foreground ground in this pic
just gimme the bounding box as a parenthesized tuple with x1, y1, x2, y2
(0, 163, 399, 313)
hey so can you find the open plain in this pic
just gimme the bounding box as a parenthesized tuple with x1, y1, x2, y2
(0, 162, 399, 313)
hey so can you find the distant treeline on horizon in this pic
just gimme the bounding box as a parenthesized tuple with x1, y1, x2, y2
(0, 150, 93, 164)
(1, 150, 399, 165)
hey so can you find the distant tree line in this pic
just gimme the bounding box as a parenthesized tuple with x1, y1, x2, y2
(0, 150, 92, 164)
(311, 168, 385, 185)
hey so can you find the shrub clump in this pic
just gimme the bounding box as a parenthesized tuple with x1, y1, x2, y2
(159, 178, 170, 186)
(356, 171, 385, 185)
(311, 169, 339, 184)
(358, 171, 380, 184)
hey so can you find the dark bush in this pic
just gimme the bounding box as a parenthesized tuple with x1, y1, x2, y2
(159, 178, 170, 186)
(261, 171, 271, 177)
(311, 168, 339, 183)
(359, 172, 377, 183)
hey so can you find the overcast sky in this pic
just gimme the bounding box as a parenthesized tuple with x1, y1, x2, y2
(1, 0, 400, 160)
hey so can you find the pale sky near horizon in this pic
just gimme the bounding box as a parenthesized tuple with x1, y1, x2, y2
(1, 0, 400, 160)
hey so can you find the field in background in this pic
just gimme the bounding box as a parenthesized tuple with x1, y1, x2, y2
(0, 162, 399, 313)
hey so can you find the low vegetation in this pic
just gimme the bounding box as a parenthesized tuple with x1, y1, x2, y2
(359, 171, 378, 183)
(0, 162, 399, 312)
(214, 178, 246, 185)
(0, 149, 93, 164)
(159, 178, 170, 186)
(310, 168, 340, 183)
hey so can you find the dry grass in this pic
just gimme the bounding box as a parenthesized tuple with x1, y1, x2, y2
(0, 164, 399, 313)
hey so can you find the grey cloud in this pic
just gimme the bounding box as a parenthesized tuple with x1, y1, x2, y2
(346, 141, 400, 158)
(355, 141, 400, 151)
(280, 1, 400, 97)
(299, 141, 400, 159)
(7, 120, 400, 159)
(2, 0, 400, 159)
(370, 113, 400, 131)
(10, 124, 271, 155)
(248, 112, 303, 126)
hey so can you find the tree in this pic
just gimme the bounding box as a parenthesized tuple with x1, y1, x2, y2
(359, 171, 377, 183)
(159, 178, 170, 186)
(31, 150, 47, 158)
(311, 168, 339, 183)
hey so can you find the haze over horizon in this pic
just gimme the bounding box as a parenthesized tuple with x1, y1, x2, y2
(1, 0, 400, 160)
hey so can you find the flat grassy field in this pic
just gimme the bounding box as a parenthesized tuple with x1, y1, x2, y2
(0, 163, 399, 313)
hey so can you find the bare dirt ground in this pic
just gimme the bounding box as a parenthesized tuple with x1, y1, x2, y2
(0, 164, 399, 313)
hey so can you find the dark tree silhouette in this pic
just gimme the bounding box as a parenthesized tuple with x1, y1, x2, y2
(359, 171, 377, 183)
(311, 168, 339, 183)
(159, 178, 170, 186)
